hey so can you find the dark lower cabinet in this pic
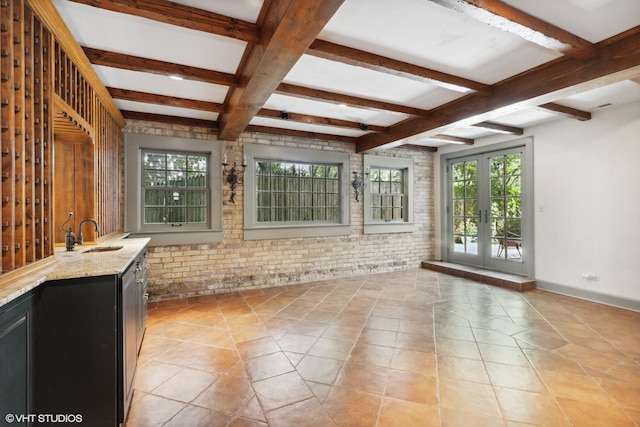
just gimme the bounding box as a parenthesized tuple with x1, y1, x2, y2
(0, 248, 147, 426)
(0, 293, 34, 426)
(33, 250, 147, 426)
(34, 274, 119, 426)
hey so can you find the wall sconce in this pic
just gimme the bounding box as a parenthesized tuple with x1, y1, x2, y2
(352, 170, 369, 202)
(222, 153, 247, 203)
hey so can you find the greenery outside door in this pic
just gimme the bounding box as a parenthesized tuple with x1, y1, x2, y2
(447, 146, 528, 275)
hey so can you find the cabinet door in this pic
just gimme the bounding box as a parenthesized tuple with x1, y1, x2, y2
(0, 294, 33, 421)
(34, 276, 118, 426)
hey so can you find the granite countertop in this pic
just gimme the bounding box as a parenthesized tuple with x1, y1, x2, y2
(0, 234, 150, 308)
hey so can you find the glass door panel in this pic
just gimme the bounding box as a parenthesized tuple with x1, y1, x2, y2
(488, 152, 523, 263)
(447, 147, 527, 275)
(451, 159, 479, 256)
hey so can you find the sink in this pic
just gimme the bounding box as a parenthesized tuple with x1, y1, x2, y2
(82, 245, 124, 253)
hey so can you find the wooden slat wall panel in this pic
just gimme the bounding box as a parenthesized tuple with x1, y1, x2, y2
(93, 99, 121, 239)
(0, 0, 120, 275)
(52, 40, 122, 242)
(41, 18, 52, 258)
(31, 18, 52, 259)
(23, 4, 32, 263)
(31, 10, 40, 259)
(49, 4, 125, 240)
(13, 0, 24, 267)
(1, 0, 16, 272)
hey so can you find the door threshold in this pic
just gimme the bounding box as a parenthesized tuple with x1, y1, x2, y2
(421, 261, 535, 292)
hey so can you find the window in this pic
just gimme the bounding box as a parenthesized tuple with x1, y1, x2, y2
(142, 150, 209, 226)
(370, 167, 405, 221)
(363, 155, 414, 234)
(256, 161, 340, 224)
(125, 134, 223, 245)
(244, 143, 350, 240)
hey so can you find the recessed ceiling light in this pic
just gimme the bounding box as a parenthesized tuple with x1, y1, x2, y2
(338, 103, 348, 108)
(169, 75, 183, 81)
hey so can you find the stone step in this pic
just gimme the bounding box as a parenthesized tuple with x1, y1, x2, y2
(421, 260, 536, 292)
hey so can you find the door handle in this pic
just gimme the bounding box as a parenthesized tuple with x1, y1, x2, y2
(485, 210, 489, 223)
(478, 210, 482, 223)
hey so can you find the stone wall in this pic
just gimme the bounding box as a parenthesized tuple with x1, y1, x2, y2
(124, 120, 435, 300)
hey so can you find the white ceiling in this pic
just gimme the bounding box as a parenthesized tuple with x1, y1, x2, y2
(52, 0, 640, 149)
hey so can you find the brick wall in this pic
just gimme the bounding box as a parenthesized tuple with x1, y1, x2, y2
(124, 120, 435, 300)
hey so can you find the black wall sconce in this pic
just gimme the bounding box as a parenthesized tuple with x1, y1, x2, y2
(352, 170, 369, 202)
(222, 152, 246, 203)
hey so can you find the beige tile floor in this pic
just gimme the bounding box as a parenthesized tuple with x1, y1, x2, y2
(126, 268, 640, 426)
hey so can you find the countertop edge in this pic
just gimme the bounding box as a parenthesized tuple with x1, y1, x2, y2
(0, 235, 150, 308)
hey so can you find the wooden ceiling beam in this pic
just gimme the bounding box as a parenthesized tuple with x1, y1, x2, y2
(471, 121, 524, 135)
(110, 86, 384, 135)
(257, 108, 384, 132)
(107, 88, 225, 113)
(430, 134, 474, 144)
(276, 83, 431, 117)
(245, 125, 358, 144)
(356, 28, 640, 152)
(83, 47, 239, 87)
(307, 39, 491, 95)
(121, 110, 218, 130)
(218, 0, 346, 141)
(401, 144, 438, 152)
(537, 102, 592, 121)
(67, 0, 260, 43)
(429, 0, 596, 60)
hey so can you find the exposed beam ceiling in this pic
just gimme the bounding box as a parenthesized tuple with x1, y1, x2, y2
(307, 39, 491, 94)
(429, 0, 596, 60)
(471, 121, 524, 135)
(67, 0, 260, 42)
(108, 88, 225, 113)
(356, 27, 640, 152)
(83, 47, 239, 87)
(122, 110, 217, 130)
(85, 46, 433, 119)
(257, 108, 385, 132)
(275, 83, 431, 117)
(430, 134, 475, 145)
(218, 0, 346, 141)
(537, 102, 592, 121)
(244, 125, 357, 144)
(53, 0, 640, 151)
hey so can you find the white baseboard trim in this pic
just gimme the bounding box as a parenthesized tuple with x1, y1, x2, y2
(535, 280, 640, 313)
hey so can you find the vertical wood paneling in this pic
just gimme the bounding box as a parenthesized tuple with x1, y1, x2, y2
(23, 4, 32, 263)
(92, 99, 121, 239)
(13, 0, 25, 268)
(0, 0, 119, 275)
(32, 14, 42, 259)
(52, 39, 122, 243)
(41, 21, 51, 258)
(1, 0, 15, 272)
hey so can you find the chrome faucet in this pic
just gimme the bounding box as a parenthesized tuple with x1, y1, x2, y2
(77, 218, 100, 245)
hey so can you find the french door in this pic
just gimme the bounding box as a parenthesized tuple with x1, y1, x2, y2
(446, 146, 529, 275)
